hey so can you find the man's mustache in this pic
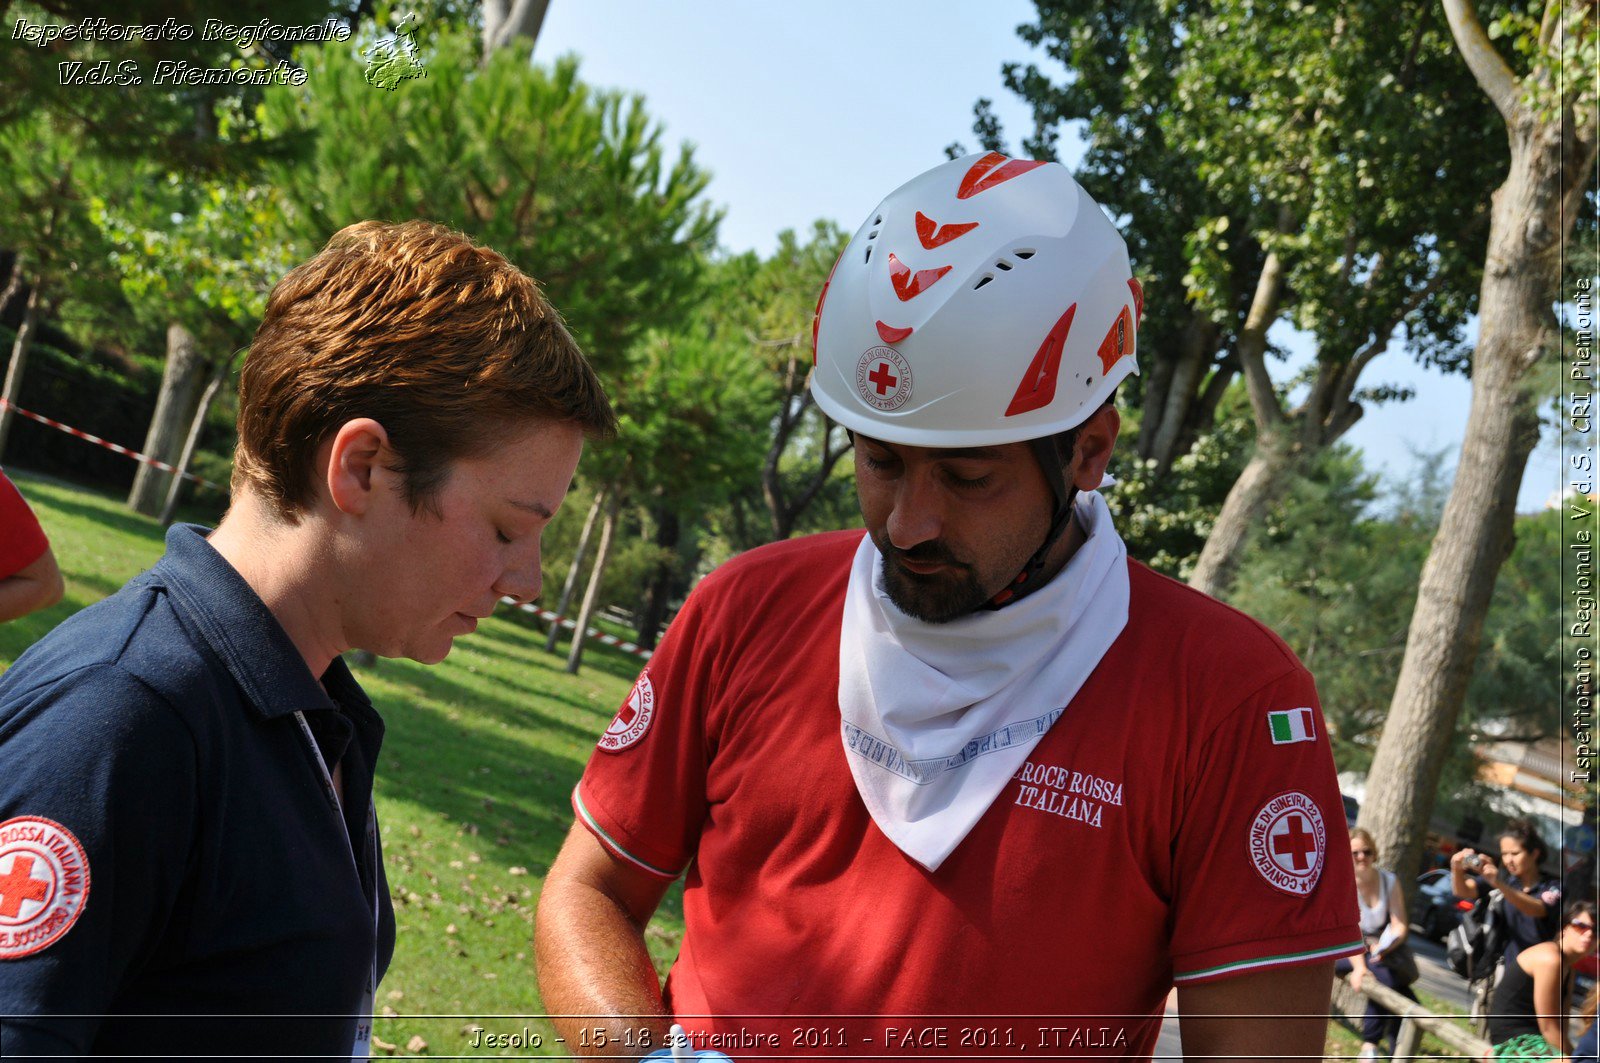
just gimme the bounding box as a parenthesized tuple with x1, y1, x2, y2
(881, 539, 968, 570)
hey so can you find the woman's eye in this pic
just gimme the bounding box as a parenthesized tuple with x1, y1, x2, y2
(496, 529, 513, 545)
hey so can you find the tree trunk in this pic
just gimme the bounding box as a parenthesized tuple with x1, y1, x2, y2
(634, 505, 681, 651)
(481, 0, 553, 59)
(159, 352, 234, 526)
(128, 323, 205, 516)
(0, 253, 24, 322)
(565, 491, 621, 675)
(1142, 316, 1217, 473)
(1362, 104, 1592, 885)
(546, 486, 606, 653)
(0, 281, 42, 462)
(1187, 433, 1298, 598)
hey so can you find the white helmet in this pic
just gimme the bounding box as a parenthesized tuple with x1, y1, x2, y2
(810, 152, 1141, 447)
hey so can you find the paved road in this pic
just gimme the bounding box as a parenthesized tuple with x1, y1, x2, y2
(1151, 931, 1471, 1056)
(1409, 934, 1471, 1014)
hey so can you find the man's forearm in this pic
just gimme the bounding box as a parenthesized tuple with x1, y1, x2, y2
(0, 571, 62, 622)
(534, 880, 673, 1058)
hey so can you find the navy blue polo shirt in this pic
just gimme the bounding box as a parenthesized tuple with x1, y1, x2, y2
(0, 524, 395, 1056)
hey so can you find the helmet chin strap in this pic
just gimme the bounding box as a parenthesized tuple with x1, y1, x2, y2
(985, 433, 1080, 609)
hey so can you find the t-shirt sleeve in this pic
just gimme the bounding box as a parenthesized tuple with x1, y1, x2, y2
(1168, 665, 1363, 985)
(0, 473, 49, 581)
(0, 665, 198, 1053)
(573, 577, 722, 880)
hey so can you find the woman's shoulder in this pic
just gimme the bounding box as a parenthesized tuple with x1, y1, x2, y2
(1516, 940, 1561, 973)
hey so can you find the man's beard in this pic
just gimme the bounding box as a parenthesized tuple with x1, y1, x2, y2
(872, 532, 989, 623)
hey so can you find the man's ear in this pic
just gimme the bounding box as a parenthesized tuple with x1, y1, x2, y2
(324, 418, 390, 516)
(1069, 404, 1121, 491)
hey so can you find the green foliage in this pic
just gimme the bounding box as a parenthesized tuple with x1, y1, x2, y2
(261, 36, 720, 374)
(1227, 452, 1564, 813)
(1110, 408, 1254, 577)
(603, 330, 771, 510)
(0, 0, 340, 168)
(90, 176, 295, 353)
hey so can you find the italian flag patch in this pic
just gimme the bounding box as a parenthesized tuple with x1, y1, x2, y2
(1268, 708, 1316, 745)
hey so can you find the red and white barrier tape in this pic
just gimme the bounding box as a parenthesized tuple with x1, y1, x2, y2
(500, 596, 653, 660)
(0, 399, 225, 493)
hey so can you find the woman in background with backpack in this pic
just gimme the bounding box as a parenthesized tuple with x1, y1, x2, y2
(1336, 828, 1420, 1060)
(1487, 900, 1597, 1060)
(1451, 819, 1563, 965)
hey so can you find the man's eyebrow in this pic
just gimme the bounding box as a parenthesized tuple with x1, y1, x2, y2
(927, 447, 1007, 460)
(507, 499, 555, 518)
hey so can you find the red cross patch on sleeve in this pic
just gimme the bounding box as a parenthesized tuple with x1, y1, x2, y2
(0, 816, 91, 959)
(1247, 792, 1326, 896)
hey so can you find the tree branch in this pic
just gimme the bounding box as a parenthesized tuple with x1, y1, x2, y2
(1442, 0, 1525, 123)
(1235, 205, 1296, 433)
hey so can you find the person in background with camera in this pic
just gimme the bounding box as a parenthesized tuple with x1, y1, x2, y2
(1487, 900, 1597, 1061)
(1335, 828, 1419, 1060)
(1451, 819, 1562, 966)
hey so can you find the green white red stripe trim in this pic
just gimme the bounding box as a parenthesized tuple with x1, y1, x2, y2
(572, 785, 681, 880)
(1173, 939, 1364, 984)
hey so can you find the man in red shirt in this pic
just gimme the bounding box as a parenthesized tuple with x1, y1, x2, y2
(0, 471, 62, 622)
(536, 155, 1360, 1061)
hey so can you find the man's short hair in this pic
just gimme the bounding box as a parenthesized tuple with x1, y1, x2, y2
(233, 220, 616, 520)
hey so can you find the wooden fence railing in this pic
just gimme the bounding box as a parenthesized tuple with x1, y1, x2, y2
(1331, 975, 1490, 1059)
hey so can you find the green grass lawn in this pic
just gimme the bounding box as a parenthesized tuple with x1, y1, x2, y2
(2, 471, 681, 1057)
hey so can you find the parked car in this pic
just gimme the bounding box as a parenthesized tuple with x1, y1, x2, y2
(1410, 868, 1474, 941)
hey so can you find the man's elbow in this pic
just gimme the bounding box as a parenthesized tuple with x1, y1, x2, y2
(39, 564, 64, 610)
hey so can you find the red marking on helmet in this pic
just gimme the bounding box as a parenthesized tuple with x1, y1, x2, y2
(915, 211, 979, 249)
(1096, 306, 1134, 374)
(1128, 277, 1145, 323)
(876, 321, 914, 344)
(957, 152, 1047, 200)
(1005, 304, 1077, 417)
(888, 253, 951, 302)
(812, 250, 844, 366)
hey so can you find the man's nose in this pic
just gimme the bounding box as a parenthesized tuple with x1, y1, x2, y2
(885, 471, 943, 550)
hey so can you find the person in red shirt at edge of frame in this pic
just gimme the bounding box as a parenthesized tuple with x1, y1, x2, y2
(535, 154, 1362, 1062)
(0, 470, 63, 622)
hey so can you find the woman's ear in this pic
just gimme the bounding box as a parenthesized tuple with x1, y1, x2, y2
(323, 419, 390, 516)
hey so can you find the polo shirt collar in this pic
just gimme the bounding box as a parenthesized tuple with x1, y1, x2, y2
(154, 524, 364, 720)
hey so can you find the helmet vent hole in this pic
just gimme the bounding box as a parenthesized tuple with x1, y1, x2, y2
(868, 230, 879, 239)
(1014, 249, 1036, 260)
(973, 273, 994, 290)
(874, 215, 883, 225)
(864, 246, 872, 264)
(996, 260, 1014, 271)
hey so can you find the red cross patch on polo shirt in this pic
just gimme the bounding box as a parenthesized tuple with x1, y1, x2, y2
(0, 816, 91, 959)
(599, 672, 656, 753)
(1247, 792, 1326, 896)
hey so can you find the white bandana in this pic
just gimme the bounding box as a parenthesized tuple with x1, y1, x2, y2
(837, 491, 1130, 871)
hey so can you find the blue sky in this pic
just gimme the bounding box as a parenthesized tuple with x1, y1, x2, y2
(532, 0, 1559, 513)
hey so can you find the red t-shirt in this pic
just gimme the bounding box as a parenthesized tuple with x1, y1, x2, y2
(576, 531, 1360, 1058)
(0, 472, 49, 580)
